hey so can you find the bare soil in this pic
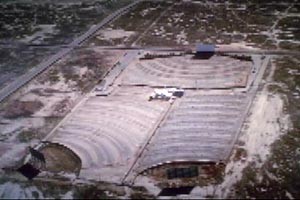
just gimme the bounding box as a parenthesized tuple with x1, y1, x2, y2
(3, 100, 43, 119)
(40, 143, 81, 175)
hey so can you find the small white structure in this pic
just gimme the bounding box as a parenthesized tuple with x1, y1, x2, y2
(149, 88, 184, 101)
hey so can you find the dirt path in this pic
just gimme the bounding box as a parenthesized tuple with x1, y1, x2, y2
(261, 3, 295, 48)
(131, 3, 176, 46)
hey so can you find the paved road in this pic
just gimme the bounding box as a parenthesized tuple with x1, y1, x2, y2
(93, 50, 140, 95)
(106, 50, 140, 86)
(0, 0, 143, 103)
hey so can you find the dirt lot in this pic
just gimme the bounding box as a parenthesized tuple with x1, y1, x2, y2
(40, 143, 81, 175)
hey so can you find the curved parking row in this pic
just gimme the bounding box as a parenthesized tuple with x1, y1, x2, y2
(135, 92, 248, 172)
(51, 89, 168, 170)
(121, 56, 251, 88)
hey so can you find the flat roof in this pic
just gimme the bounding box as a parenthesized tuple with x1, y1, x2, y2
(196, 44, 215, 52)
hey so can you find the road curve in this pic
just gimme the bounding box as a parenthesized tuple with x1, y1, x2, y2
(0, 0, 143, 103)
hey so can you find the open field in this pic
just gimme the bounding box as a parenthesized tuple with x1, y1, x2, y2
(0, 47, 58, 90)
(89, 0, 300, 51)
(0, 0, 133, 43)
(0, 0, 132, 90)
(88, 1, 172, 46)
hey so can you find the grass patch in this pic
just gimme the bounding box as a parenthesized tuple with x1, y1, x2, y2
(3, 100, 43, 119)
(279, 41, 300, 51)
(17, 129, 40, 143)
(48, 69, 60, 83)
(130, 191, 155, 200)
(233, 147, 248, 162)
(73, 185, 117, 199)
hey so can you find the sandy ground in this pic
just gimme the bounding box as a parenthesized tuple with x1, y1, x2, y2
(20, 24, 56, 44)
(218, 42, 260, 51)
(220, 90, 289, 196)
(95, 28, 135, 41)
